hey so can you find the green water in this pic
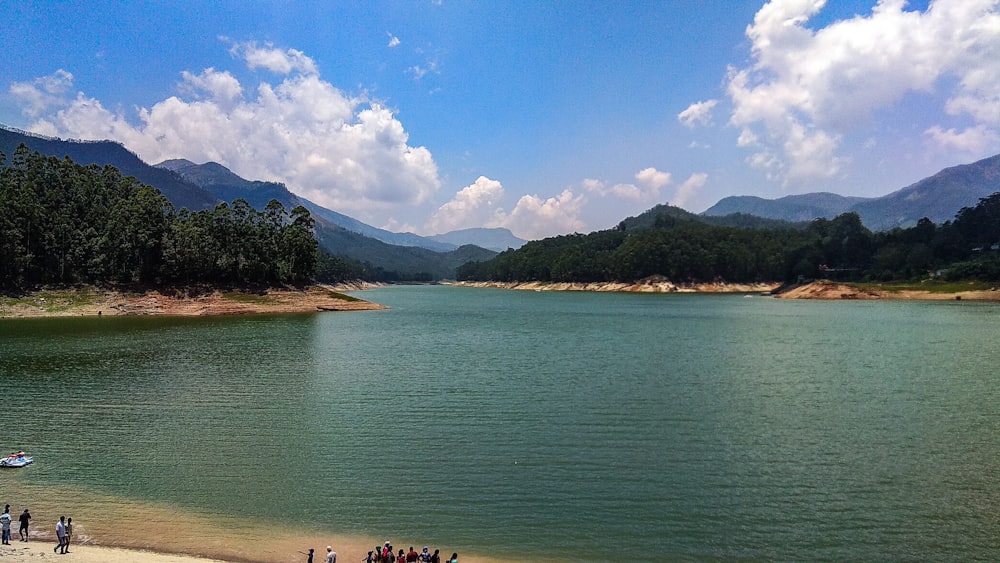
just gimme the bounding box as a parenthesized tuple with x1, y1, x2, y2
(1, 286, 999, 561)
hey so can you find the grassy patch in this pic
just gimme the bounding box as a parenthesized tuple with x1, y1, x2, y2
(1, 289, 102, 312)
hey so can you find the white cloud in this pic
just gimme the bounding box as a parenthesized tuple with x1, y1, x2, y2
(426, 176, 506, 234)
(736, 128, 758, 147)
(585, 167, 673, 202)
(677, 99, 718, 128)
(9, 69, 74, 118)
(425, 177, 587, 240)
(581, 178, 606, 195)
(506, 189, 587, 239)
(671, 173, 708, 209)
(712, 0, 1000, 186)
(925, 124, 1000, 154)
(635, 167, 672, 191)
(178, 68, 243, 108)
(17, 45, 440, 217)
(406, 59, 439, 80)
(233, 42, 319, 75)
(387, 33, 401, 48)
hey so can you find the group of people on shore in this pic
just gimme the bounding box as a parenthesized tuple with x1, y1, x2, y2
(1, 504, 32, 545)
(303, 541, 458, 563)
(0, 504, 73, 554)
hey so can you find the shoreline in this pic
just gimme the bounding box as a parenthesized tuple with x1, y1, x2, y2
(0, 283, 386, 318)
(447, 279, 780, 293)
(0, 482, 500, 563)
(773, 279, 1000, 301)
(449, 279, 1000, 301)
(0, 542, 226, 563)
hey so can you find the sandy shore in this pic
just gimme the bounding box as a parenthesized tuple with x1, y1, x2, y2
(775, 280, 1000, 300)
(0, 542, 226, 563)
(452, 278, 1000, 301)
(449, 279, 779, 293)
(0, 283, 385, 318)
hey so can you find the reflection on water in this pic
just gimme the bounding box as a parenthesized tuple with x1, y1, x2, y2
(2, 288, 1000, 561)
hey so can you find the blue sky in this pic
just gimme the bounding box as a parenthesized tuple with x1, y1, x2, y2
(3, 0, 998, 239)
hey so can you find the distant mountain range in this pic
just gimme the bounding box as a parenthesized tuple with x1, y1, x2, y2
(0, 126, 501, 278)
(8, 122, 997, 265)
(0, 127, 220, 211)
(704, 154, 1000, 231)
(426, 227, 527, 252)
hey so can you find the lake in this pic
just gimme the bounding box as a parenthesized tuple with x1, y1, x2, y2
(1, 286, 998, 561)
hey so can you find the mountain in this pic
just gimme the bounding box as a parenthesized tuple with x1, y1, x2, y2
(155, 159, 496, 277)
(703, 154, 1000, 231)
(704, 192, 869, 223)
(0, 128, 493, 279)
(849, 154, 1000, 231)
(0, 126, 220, 211)
(157, 158, 457, 252)
(619, 203, 806, 232)
(427, 228, 526, 252)
(315, 227, 496, 280)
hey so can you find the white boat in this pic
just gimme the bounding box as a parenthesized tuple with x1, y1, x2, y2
(0, 455, 32, 468)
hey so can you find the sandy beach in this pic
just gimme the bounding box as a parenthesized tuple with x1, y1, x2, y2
(0, 481, 496, 563)
(0, 522, 491, 563)
(0, 542, 226, 563)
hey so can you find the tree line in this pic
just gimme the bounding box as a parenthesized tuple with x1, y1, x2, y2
(457, 193, 1000, 284)
(0, 145, 319, 292)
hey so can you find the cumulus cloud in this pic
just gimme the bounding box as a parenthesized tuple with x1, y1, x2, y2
(178, 68, 243, 108)
(635, 167, 672, 192)
(671, 173, 708, 209)
(426, 176, 506, 234)
(15, 45, 440, 217)
(387, 33, 401, 48)
(677, 99, 718, 128)
(585, 167, 674, 202)
(233, 42, 319, 75)
(506, 189, 587, 239)
(426, 177, 587, 240)
(710, 0, 1000, 186)
(9, 69, 74, 118)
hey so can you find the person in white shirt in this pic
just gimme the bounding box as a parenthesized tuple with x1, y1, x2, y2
(53, 516, 66, 554)
(0, 505, 11, 545)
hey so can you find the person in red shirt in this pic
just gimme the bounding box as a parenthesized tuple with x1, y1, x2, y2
(406, 547, 419, 563)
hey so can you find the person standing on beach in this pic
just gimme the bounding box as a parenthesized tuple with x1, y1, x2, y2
(64, 517, 72, 553)
(326, 545, 337, 563)
(0, 505, 11, 544)
(54, 515, 66, 554)
(18, 508, 30, 541)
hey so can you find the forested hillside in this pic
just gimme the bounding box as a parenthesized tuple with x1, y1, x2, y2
(458, 196, 1000, 284)
(0, 145, 318, 292)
